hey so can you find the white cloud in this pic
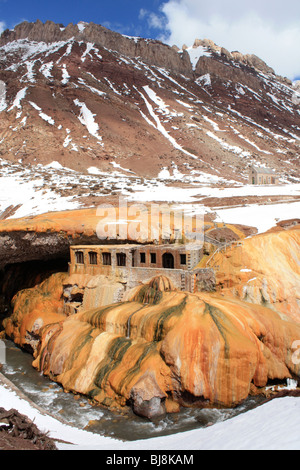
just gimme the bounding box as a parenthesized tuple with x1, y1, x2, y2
(0, 21, 6, 34)
(139, 8, 166, 30)
(150, 0, 300, 79)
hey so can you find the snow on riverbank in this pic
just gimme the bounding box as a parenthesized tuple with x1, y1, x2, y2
(0, 381, 299, 450)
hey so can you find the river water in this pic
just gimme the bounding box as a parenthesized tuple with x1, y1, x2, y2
(1, 339, 265, 442)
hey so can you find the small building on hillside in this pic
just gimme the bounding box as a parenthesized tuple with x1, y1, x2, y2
(249, 166, 279, 185)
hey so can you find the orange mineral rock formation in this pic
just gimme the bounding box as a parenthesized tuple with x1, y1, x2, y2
(3, 273, 67, 351)
(0, 206, 202, 269)
(4, 273, 300, 418)
(209, 226, 300, 322)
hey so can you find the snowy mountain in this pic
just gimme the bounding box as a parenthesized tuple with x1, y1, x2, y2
(0, 20, 299, 219)
(0, 23, 299, 450)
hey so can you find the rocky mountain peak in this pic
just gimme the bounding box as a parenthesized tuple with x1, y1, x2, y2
(186, 37, 276, 77)
(0, 19, 299, 202)
(0, 20, 192, 76)
(0, 20, 281, 79)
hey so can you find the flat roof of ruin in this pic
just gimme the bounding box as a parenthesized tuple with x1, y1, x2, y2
(252, 166, 277, 174)
(70, 243, 202, 250)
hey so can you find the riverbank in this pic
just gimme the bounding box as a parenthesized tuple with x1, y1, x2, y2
(1, 371, 300, 450)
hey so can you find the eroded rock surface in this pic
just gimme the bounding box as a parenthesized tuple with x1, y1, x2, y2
(0, 21, 299, 185)
(3, 268, 300, 418)
(130, 372, 166, 420)
(212, 225, 300, 321)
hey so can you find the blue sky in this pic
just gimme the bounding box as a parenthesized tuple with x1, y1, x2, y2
(1, 0, 300, 79)
(0, 0, 164, 39)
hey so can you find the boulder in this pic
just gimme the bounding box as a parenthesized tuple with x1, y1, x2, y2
(130, 372, 166, 419)
(221, 47, 232, 60)
(244, 54, 275, 75)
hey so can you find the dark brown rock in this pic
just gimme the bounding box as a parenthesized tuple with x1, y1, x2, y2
(130, 372, 166, 420)
(0, 20, 193, 76)
(0, 407, 57, 450)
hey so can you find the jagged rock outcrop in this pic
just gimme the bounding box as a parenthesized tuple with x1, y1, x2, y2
(0, 21, 299, 184)
(191, 38, 275, 75)
(0, 20, 192, 76)
(196, 55, 265, 93)
(211, 225, 300, 322)
(3, 273, 67, 352)
(130, 372, 167, 419)
(243, 54, 275, 75)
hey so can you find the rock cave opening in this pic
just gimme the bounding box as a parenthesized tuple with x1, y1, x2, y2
(0, 257, 69, 331)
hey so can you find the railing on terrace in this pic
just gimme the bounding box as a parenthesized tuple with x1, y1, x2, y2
(205, 239, 243, 270)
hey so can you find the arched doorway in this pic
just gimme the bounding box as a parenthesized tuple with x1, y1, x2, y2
(162, 252, 174, 269)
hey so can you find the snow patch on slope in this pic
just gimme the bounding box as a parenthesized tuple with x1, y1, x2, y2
(0, 173, 78, 218)
(39, 62, 53, 80)
(61, 64, 70, 85)
(74, 99, 104, 146)
(184, 45, 212, 70)
(29, 101, 55, 125)
(7, 87, 28, 112)
(0, 80, 7, 112)
(196, 74, 211, 87)
(137, 86, 199, 160)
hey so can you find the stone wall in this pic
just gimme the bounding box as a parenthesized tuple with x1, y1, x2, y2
(194, 268, 216, 292)
(68, 245, 214, 296)
(69, 244, 202, 274)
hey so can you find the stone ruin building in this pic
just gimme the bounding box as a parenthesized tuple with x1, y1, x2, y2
(64, 243, 216, 314)
(249, 166, 279, 185)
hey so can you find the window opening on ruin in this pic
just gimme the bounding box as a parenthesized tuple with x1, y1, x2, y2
(131, 250, 136, 267)
(162, 252, 174, 269)
(89, 251, 97, 265)
(102, 252, 111, 266)
(75, 251, 84, 264)
(150, 253, 156, 264)
(117, 253, 126, 267)
(140, 253, 146, 264)
(70, 292, 83, 303)
(180, 254, 187, 265)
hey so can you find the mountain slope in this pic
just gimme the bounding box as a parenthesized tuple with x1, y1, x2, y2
(0, 20, 299, 185)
